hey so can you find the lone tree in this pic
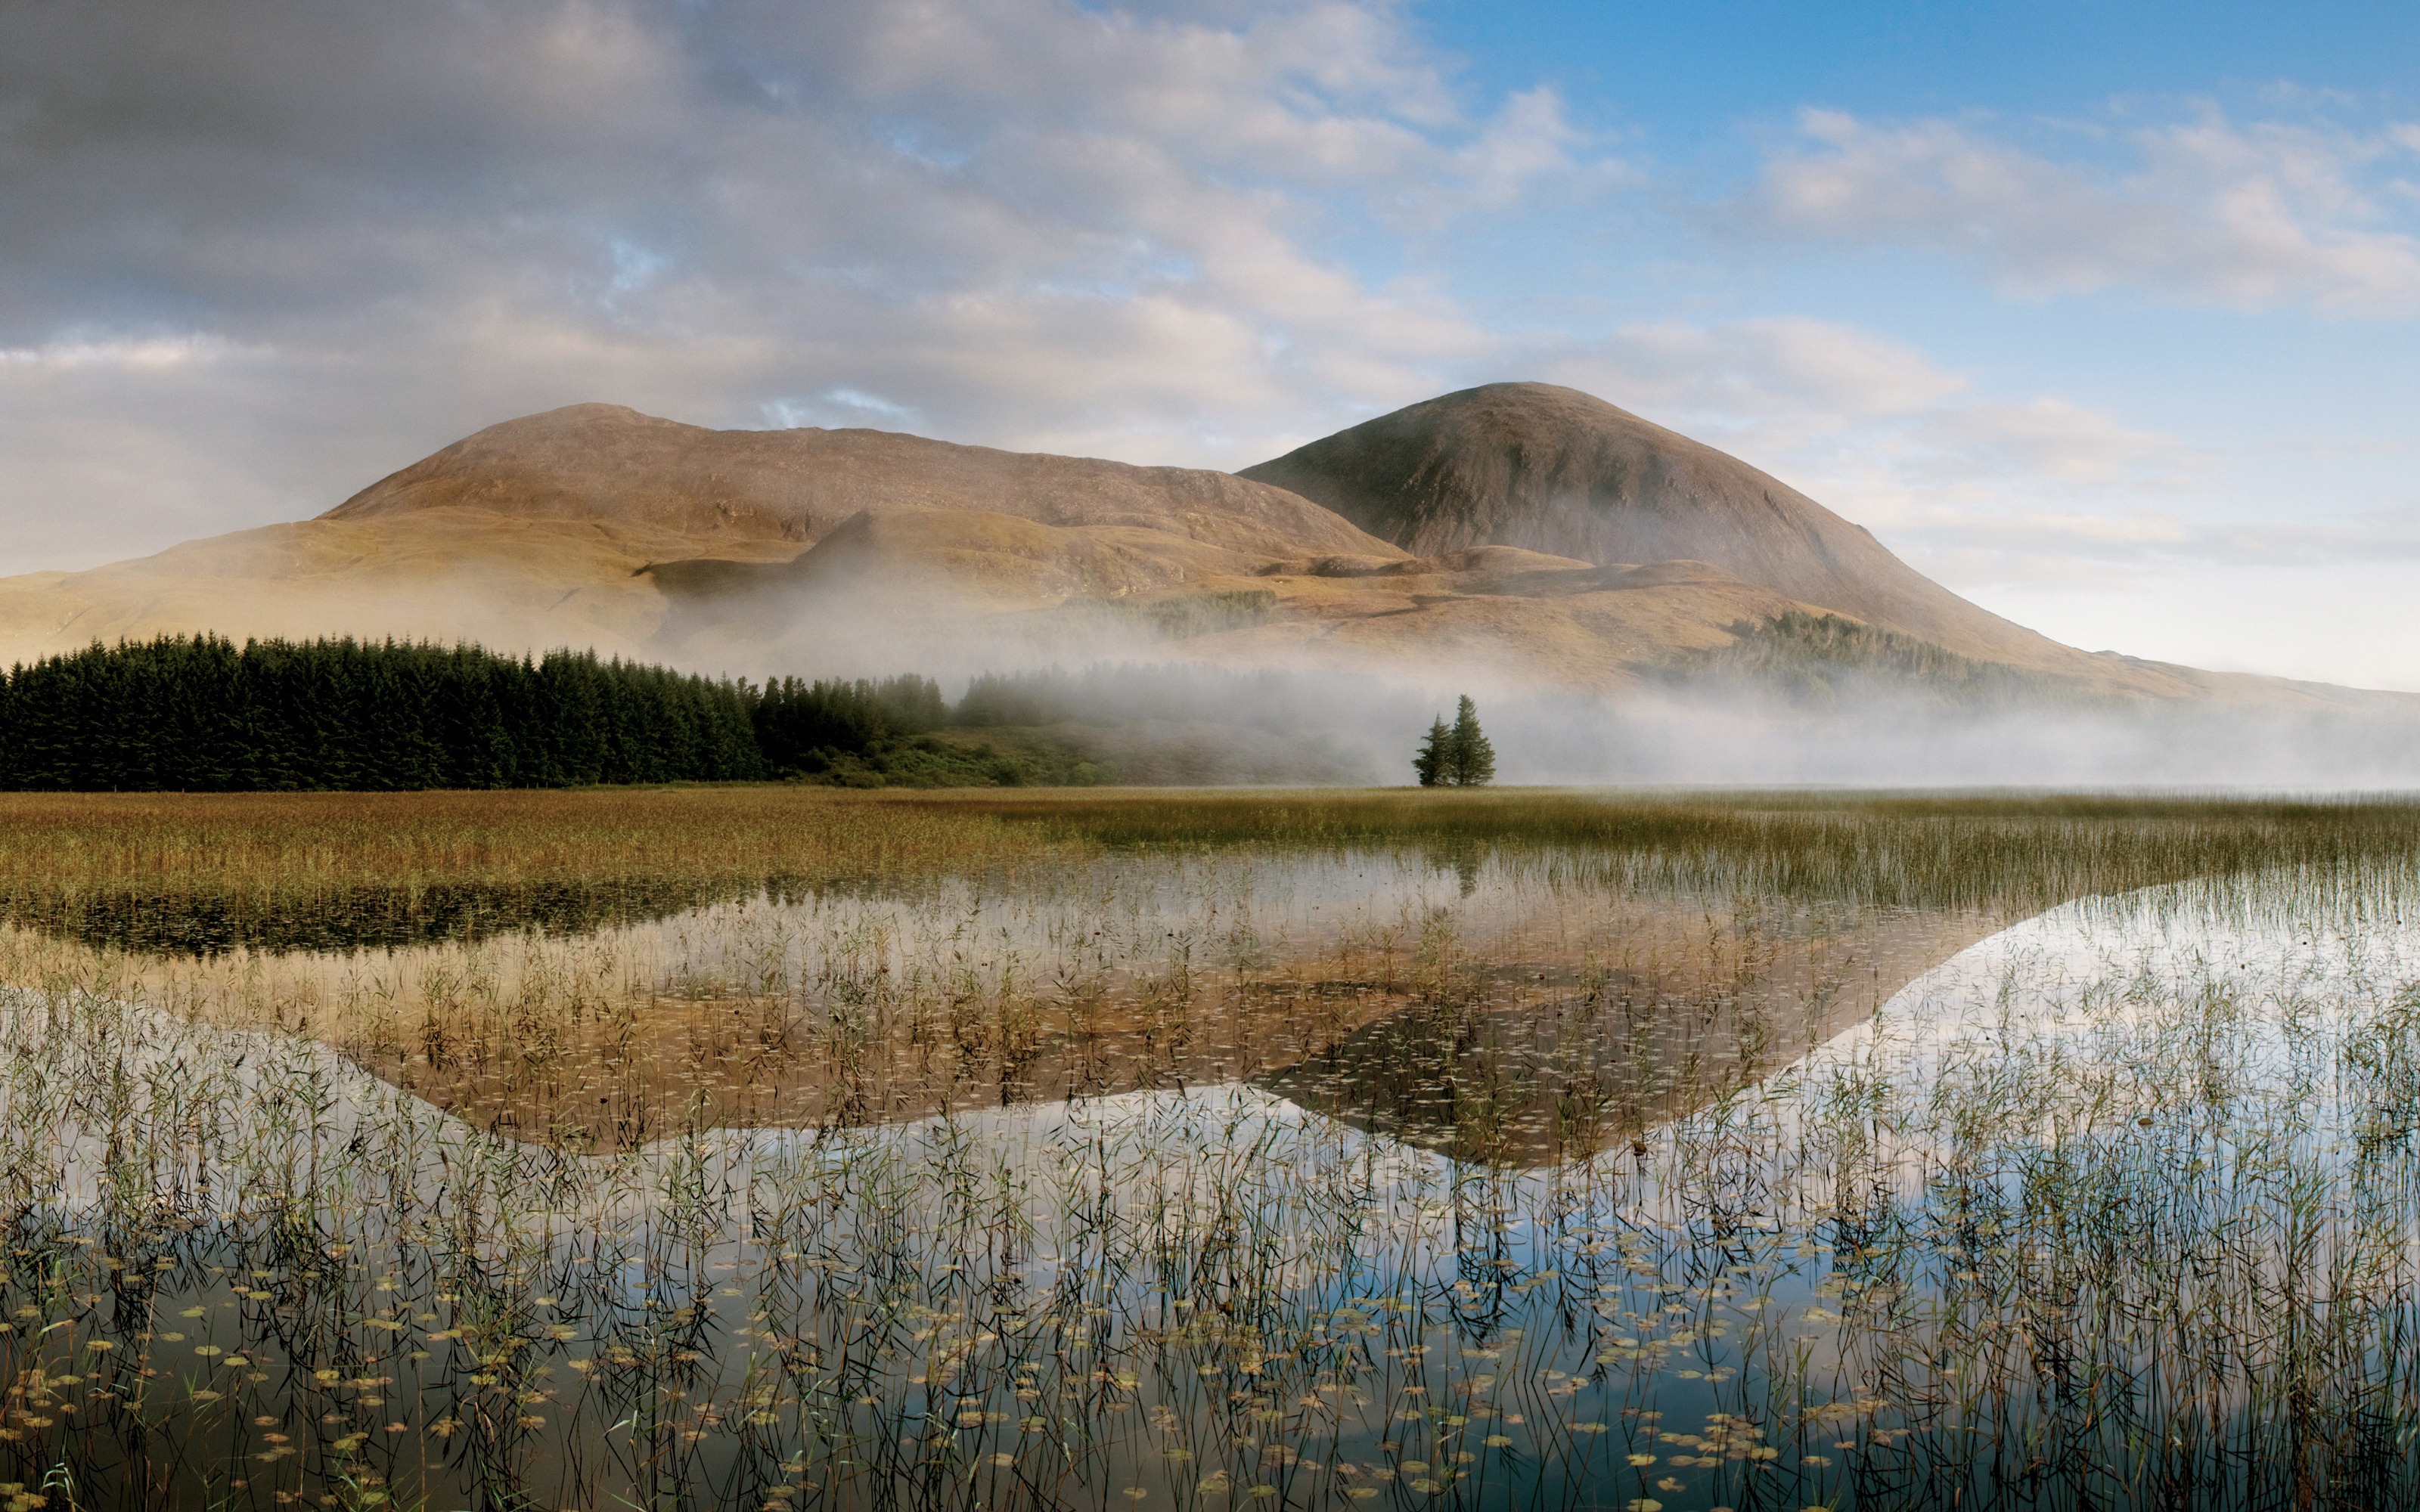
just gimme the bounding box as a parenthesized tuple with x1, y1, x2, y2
(1447, 695, 1495, 785)
(1413, 696, 1495, 786)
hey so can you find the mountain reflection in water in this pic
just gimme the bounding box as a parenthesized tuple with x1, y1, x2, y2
(5, 848, 2019, 1164)
(4, 867, 2417, 1511)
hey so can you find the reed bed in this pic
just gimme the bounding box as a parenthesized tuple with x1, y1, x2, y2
(0, 791, 2417, 1507)
(0, 789, 1068, 898)
(6, 787, 2418, 911)
(0, 847, 1964, 1154)
(3, 872, 2419, 1510)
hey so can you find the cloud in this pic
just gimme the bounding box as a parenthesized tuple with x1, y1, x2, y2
(1529, 316, 2240, 591)
(1910, 400, 2194, 485)
(1542, 317, 1969, 437)
(1540, 316, 2193, 501)
(1776, 398, 2222, 589)
(0, 334, 254, 373)
(0, 0, 1617, 570)
(1735, 106, 2420, 314)
(1873, 507, 2420, 612)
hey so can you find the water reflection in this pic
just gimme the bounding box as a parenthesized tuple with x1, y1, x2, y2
(0, 849, 2052, 1164)
(7, 868, 2420, 1510)
(1259, 904, 2006, 1165)
(0, 877, 745, 956)
(0, 850, 2043, 1163)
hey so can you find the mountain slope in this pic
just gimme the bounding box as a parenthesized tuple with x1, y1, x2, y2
(330, 402, 1385, 562)
(0, 404, 1413, 672)
(0, 388, 2403, 719)
(1242, 382, 2083, 674)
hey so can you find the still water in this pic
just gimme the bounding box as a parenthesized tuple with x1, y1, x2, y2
(2, 845, 2418, 1510)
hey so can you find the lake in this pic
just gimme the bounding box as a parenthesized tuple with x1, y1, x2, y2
(2, 789, 2416, 1510)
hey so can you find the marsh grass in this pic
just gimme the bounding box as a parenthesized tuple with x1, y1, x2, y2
(8, 786, 2418, 912)
(12, 785, 2403, 1161)
(2, 792, 2420, 1507)
(0, 789, 1070, 900)
(0, 844, 1969, 1157)
(5, 873, 2420, 1511)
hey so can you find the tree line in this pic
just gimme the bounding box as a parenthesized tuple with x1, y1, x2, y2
(0, 637, 970, 792)
(0, 635, 1503, 791)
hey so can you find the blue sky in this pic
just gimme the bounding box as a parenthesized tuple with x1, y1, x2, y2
(2, 0, 2416, 686)
(1426, 1, 2420, 122)
(1391, 0, 2420, 683)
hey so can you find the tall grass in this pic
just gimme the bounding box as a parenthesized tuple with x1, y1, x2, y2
(0, 789, 1065, 897)
(7, 785, 2417, 906)
(0, 792, 2418, 1507)
(0, 842, 1959, 1157)
(5, 869, 2420, 1509)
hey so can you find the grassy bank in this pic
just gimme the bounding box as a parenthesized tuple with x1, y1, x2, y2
(4, 785, 2415, 909)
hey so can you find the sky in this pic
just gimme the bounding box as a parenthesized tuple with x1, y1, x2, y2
(4, 0, 2418, 686)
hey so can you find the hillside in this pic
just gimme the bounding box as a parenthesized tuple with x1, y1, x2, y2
(329, 402, 1388, 562)
(1243, 383, 2096, 675)
(0, 387, 2402, 719)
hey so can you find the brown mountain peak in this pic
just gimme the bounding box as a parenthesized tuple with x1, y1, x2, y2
(1240, 380, 2075, 671)
(319, 401, 1395, 559)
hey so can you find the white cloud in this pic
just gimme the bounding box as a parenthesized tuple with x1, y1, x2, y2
(0, 334, 254, 372)
(1543, 317, 1969, 437)
(1540, 315, 2194, 503)
(0, 0, 1620, 569)
(1897, 400, 2203, 492)
(1775, 398, 2217, 590)
(1738, 106, 2420, 314)
(1529, 316, 2240, 593)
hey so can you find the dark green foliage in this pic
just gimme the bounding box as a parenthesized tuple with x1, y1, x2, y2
(792, 736, 1109, 789)
(1413, 716, 1450, 786)
(1413, 696, 1493, 786)
(753, 674, 1103, 786)
(0, 635, 767, 792)
(752, 674, 946, 774)
(1447, 695, 1494, 786)
(0, 638, 1116, 792)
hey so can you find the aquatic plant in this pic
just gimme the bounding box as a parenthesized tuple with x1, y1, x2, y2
(0, 794, 2418, 1507)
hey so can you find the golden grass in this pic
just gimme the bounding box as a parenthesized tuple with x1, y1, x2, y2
(8, 792, 2420, 1504)
(0, 798, 2001, 1157)
(5, 784, 2418, 1158)
(8, 784, 2416, 904)
(0, 785, 1072, 894)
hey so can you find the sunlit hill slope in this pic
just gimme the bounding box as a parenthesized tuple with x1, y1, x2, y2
(0, 383, 2394, 714)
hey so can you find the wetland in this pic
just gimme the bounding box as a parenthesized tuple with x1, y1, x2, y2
(2, 788, 2419, 1510)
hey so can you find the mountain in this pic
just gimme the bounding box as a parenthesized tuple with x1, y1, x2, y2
(1246, 383, 2086, 677)
(327, 402, 1386, 563)
(0, 404, 1404, 669)
(0, 388, 2400, 718)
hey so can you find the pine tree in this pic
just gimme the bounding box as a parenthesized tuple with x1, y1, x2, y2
(0, 636, 882, 792)
(1446, 695, 1494, 786)
(1413, 714, 1450, 787)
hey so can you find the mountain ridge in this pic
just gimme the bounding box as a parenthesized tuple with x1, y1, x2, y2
(0, 386, 2402, 720)
(328, 401, 1394, 562)
(1242, 382, 2086, 677)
